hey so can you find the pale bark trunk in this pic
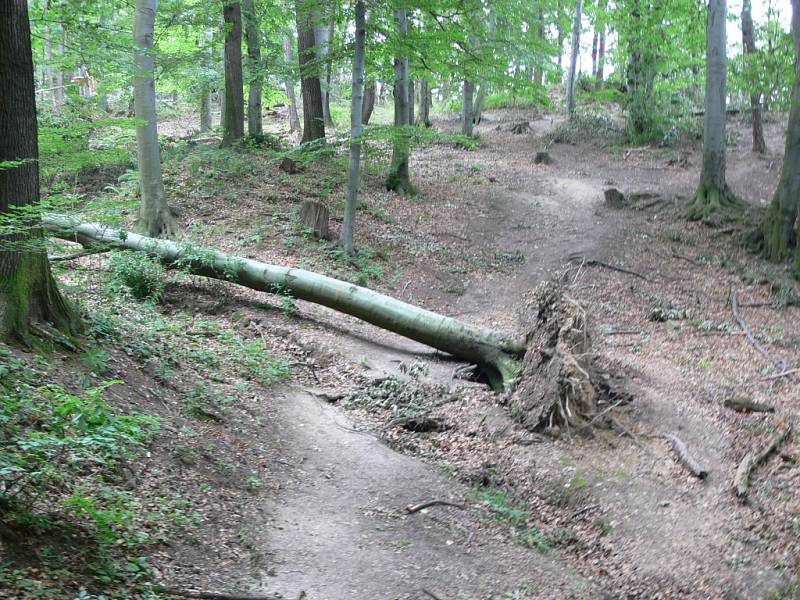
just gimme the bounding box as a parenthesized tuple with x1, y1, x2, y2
(133, 0, 177, 238)
(54, 27, 65, 107)
(315, 17, 335, 129)
(282, 34, 302, 133)
(408, 78, 415, 127)
(462, 78, 474, 136)
(566, 0, 582, 119)
(43, 217, 525, 385)
(200, 92, 213, 132)
(473, 84, 487, 126)
(222, 2, 245, 146)
(296, 0, 326, 142)
(591, 30, 598, 78)
(742, 0, 766, 153)
(596, 16, 606, 89)
(0, 0, 76, 342)
(242, 0, 263, 137)
(386, 9, 412, 194)
(340, 0, 366, 256)
(759, 0, 800, 269)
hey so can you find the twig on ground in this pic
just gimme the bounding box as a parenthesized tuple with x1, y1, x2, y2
(731, 289, 786, 371)
(421, 589, 446, 600)
(569, 504, 600, 520)
(49, 248, 110, 262)
(406, 499, 466, 514)
(763, 368, 800, 381)
(663, 433, 709, 479)
(569, 254, 652, 282)
(158, 588, 285, 600)
(670, 250, 703, 266)
(589, 399, 625, 424)
(734, 424, 792, 500)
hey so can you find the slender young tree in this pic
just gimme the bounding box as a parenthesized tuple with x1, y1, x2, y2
(0, 0, 77, 342)
(315, 15, 335, 129)
(282, 33, 302, 133)
(462, 78, 475, 136)
(296, 0, 326, 142)
(595, 1, 606, 89)
(756, 0, 800, 273)
(742, 0, 766, 153)
(134, 0, 177, 237)
(362, 81, 376, 124)
(565, 0, 582, 118)
(242, 0, 263, 137)
(341, 0, 366, 256)
(386, 7, 413, 194)
(686, 0, 739, 220)
(222, 1, 245, 146)
(417, 78, 431, 127)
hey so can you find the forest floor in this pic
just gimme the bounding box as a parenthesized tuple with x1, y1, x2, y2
(2, 103, 800, 599)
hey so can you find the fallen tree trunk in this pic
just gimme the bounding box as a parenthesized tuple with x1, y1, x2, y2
(43, 216, 524, 387)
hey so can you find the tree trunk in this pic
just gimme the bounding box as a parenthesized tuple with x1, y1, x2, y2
(200, 91, 213, 132)
(474, 84, 488, 126)
(341, 0, 366, 256)
(0, 0, 77, 343)
(758, 0, 800, 272)
(462, 78, 474, 136)
(742, 0, 766, 154)
(222, 2, 245, 146)
(591, 30, 598, 78)
(596, 14, 606, 89)
(242, 0, 263, 137)
(386, 8, 413, 194)
(362, 80, 376, 124)
(54, 26, 65, 108)
(408, 79, 416, 128)
(134, 0, 177, 238)
(686, 0, 738, 220)
(43, 217, 524, 386)
(533, 11, 545, 85)
(282, 34, 302, 133)
(416, 79, 431, 127)
(296, 0, 326, 143)
(566, 0, 582, 119)
(315, 17, 335, 129)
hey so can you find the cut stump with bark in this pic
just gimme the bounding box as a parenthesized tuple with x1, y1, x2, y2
(604, 188, 626, 209)
(279, 157, 303, 174)
(509, 121, 531, 134)
(299, 200, 331, 240)
(534, 151, 553, 165)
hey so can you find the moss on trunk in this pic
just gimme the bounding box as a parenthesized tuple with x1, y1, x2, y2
(685, 181, 743, 222)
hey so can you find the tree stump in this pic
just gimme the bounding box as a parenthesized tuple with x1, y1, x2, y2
(534, 151, 553, 165)
(279, 157, 302, 174)
(300, 200, 330, 240)
(604, 188, 626, 208)
(509, 121, 531, 134)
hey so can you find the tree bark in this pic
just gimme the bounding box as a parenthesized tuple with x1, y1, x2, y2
(566, 0, 582, 119)
(282, 34, 302, 133)
(0, 0, 77, 343)
(43, 217, 525, 386)
(462, 78, 474, 136)
(222, 2, 245, 146)
(200, 91, 213, 132)
(386, 8, 413, 194)
(315, 16, 335, 129)
(242, 0, 263, 137)
(758, 0, 800, 272)
(296, 0, 326, 142)
(416, 79, 431, 127)
(686, 0, 738, 220)
(596, 14, 606, 89)
(591, 30, 598, 78)
(742, 0, 766, 154)
(340, 0, 366, 256)
(362, 80, 376, 124)
(134, 0, 178, 238)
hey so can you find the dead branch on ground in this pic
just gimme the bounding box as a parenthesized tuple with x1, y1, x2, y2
(663, 433, 708, 479)
(734, 424, 792, 500)
(406, 500, 466, 514)
(731, 289, 786, 372)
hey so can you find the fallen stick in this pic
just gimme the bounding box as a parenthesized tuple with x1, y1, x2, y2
(421, 589, 446, 600)
(569, 504, 600, 520)
(49, 248, 111, 262)
(731, 289, 784, 370)
(158, 588, 286, 600)
(406, 500, 466, 514)
(734, 425, 792, 500)
(663, 433, 708, 479)
(763, 368, 800, 381)
(569, 255, 652, 282)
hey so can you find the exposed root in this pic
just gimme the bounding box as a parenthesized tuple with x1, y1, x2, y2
(684, 182, 745, 223)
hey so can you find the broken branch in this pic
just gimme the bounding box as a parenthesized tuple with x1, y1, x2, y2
(734, 425, 792, 500)
(406, 499, 466, 514)
(663, 433, 708, 479)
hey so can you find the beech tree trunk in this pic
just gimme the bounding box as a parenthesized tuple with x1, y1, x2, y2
(282, 34, 302, 133)
(566, 0, 582, 119)
(596, 13, 606, 89)
(296, 0, 326, 143)
(462, 78, 475, 136)
(386, 9, 413, 194)
(134, 0, 177, 238)
(43, 217, 525, 386)
(0, 0, 76, 342)
(759, 0, 800, 273)
(242, 0, 263, 137)
(591, 30, 598, 78)
(341, 0, 366, 256)
(200, 92, 213, 132)
(362, 80, 376, 124)
(742, 0, 766, 154)
(687, 0, 738, 220)
(315, 17, 335, 129)
(222, 2, 245, 146)
(416, 79, 431, 127)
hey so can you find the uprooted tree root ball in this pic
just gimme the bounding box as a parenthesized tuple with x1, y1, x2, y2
(509, 278, 629, 435)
